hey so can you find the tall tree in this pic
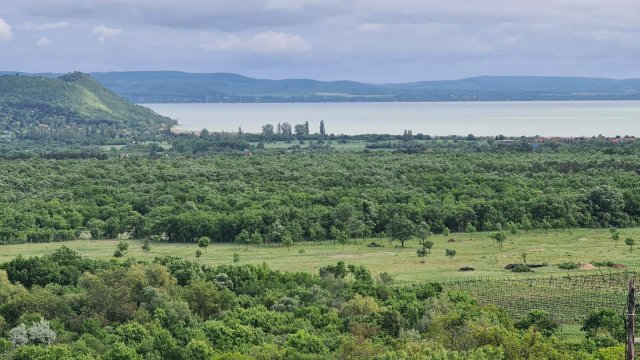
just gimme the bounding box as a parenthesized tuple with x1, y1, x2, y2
(387, 216, 414, 247)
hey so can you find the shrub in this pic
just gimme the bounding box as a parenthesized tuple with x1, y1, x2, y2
(367, 242, 384, 248)
(558, 262, 579, 270)
(511, 264, 532, 273)
(515, 310, 558, 336)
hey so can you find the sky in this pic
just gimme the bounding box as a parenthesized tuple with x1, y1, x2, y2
(1, 0, 639, 83)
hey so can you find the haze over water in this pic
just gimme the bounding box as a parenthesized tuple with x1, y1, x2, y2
(144, 101, 640, 137)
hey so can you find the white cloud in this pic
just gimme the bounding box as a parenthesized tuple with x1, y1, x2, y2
(201, 31, 310, 54)
(36, 36, 52, 47)
(0, 18, 13, 41)
(93, 25, 122, 42)
(356, 23, 387, 32)
(23, 21, 69, 30)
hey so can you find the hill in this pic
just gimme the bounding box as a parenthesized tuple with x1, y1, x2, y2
(89, 71, 640, 103)
(0, 72, 176, 142)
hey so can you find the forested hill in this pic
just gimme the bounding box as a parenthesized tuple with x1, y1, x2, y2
(89, 71, 640, 103)
(0, 72, 176, 142)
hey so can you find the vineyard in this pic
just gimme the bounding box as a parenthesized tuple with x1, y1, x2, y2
(442, 270, 637, 323)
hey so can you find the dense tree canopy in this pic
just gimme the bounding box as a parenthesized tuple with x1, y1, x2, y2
(2, 148, 640, 245)
(0, 248, 625, 359)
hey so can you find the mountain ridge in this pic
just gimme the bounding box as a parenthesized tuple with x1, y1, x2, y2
(4, 71, 640, 103)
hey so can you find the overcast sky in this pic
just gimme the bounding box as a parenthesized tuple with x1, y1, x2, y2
(1, 0, 639, 83)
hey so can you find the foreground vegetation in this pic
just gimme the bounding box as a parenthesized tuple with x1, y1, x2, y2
(0, 248, 628, 359)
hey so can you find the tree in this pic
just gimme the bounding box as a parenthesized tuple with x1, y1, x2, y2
(465, 223, 476, 239)
(611, 230, 620, 246)
(141, 238, 152, 256)
(490, 231, 507, 249)
(336, 229, 348, 250)
(113, 241, 129, 258)
(442, 227, 450, 237)
(541, 219, 551, 234)
(261, 124, 274, 141)
(417, 241, 434, 264)
(416, 221, 430, 244)
(195, 249, 203, 261)
(198, 236, 210, 254)
(282, 233, 293, 251)
(386, 216, 414, 247)
(445, 249, 457, 261)
(251, 231, 263, 250)
(235, 230, 251, 250)
(625, 237, 635, 252)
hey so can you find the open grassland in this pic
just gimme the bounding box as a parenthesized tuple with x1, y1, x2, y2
(1, 228, 638, 283)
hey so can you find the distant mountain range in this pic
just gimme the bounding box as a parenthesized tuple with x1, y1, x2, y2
(3, 71, 640, 103)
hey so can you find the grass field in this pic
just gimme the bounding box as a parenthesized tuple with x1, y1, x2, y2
(1, 228, 638, 283)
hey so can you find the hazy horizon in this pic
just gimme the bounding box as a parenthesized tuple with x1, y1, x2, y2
(1, 1, 639, 83)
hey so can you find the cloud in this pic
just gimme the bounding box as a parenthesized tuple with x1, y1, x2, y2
(22, 21, 69, 30)
(201, 31, 310, 54)
(36, 36, 52, 47)
(356, 23, 387, 32)
(93, 25, 122, 42)
(18, 0, 345, 31)
(0, 18, 13, 41)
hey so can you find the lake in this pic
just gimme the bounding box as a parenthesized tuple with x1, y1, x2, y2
(143, 101, 640, 137)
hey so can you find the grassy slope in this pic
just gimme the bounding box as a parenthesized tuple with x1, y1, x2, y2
(0, 228, 636, 283)
(0, 72, 175, 129)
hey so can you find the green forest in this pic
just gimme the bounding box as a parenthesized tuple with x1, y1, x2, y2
(1, 148, 639, 245)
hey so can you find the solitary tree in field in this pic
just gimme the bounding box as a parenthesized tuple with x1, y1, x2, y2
(445, 249, 457, 261)
(282, 233, 293, 251)
(195, 249, 203, 262)
(198, 236, 210, 254)
(417, 241, 434, 263)
(611, 230, 620, 246)
(417, 221, 430, 244)
(251, 231, 263, 250)
(113, 241, 129, 258)
(625, 237, 635, 252)
(141, 239, 152, 256)
(442, 227, 450, 237)
(387, 216, 415, 247)
(490, 231, 507, 249)
(417, 247, 428, 263)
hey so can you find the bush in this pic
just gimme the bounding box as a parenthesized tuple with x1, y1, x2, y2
(367, 242, 384, 248)
(592, 261, 615, 267)
(515, 310, 558, 336)
(511, 264, 532, 273)
(558, 262, 579, 270)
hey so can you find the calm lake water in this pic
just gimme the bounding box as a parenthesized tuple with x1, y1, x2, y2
(143, 101, 640, 137)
